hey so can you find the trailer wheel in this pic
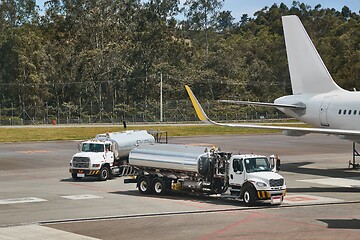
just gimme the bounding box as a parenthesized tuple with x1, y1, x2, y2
(138, 176, 152, 194)
(98, 166, 110, 181)
(71, 173, 82, 181)
(152, 178, 166, 195)
(243, 187, 257, 206)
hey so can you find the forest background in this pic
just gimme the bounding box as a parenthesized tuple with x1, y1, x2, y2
(0, 0, 359, 125)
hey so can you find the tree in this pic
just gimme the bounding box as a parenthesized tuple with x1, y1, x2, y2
(215, 10, 235, 32)
(184, 0, 224, 55)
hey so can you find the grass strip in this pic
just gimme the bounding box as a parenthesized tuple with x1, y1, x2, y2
(0, 123, 309, 142)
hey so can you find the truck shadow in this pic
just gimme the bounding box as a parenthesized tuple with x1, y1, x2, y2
(109, 190, 277, 208)
(60, 177, 101, 182)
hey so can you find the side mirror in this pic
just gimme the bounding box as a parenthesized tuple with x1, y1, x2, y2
(270, 154, 280, 172)
(276, 159, 281, 171)
(78, 143, 82, 151)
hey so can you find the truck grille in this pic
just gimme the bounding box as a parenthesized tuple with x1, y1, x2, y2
(269, 178, 284, 187)
(73, 157, 90, 168)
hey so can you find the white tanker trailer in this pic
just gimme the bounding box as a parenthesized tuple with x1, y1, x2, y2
(69, 130, 159, 181)
(125, 144, 286, 206)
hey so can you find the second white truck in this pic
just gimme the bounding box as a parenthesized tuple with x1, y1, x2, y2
(69, 130, 158, 181)
(125, 144, 286, 206)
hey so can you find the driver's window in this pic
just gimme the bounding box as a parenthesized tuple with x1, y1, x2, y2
(233, 159, 243, 172)
(105, 144, 111, 152)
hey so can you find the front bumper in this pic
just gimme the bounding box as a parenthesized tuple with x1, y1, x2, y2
(69, 169, 99, 176)
(257, 189, 286, 200)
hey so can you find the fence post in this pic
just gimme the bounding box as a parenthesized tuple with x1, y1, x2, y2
(11, 103, 14, 125)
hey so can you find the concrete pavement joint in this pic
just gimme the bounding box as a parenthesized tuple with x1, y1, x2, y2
(28, 200, 360, 226)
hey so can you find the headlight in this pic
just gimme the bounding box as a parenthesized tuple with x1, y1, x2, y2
(256, 182, 267, 187)
(70, 162, 72, 166)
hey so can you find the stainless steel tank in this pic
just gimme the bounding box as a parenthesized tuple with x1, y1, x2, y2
(128, 144, 212, 173)
(96, 130, 155, 158)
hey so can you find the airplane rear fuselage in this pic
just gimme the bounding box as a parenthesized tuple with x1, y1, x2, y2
(275, 91, 360, 131)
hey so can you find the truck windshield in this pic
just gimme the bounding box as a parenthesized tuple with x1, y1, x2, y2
(244, 157, 271, 173)
(82, 143, 104, 153)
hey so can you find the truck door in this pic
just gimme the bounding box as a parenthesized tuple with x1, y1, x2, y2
(229, 158, 246, 186)
(105, 143, 114, 164)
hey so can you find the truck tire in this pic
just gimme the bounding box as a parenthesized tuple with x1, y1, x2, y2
(152, 178, 166, 195)
(243, 187, 257, 206)
(72, 173, 82, 181)
(98, 166, 110, 181)
(138, 176, 152, 194)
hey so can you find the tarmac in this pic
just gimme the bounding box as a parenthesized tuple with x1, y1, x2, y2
(0, 133, 359, 239)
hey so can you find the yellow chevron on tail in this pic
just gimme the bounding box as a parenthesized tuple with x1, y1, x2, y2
(184, 85, 209, 122)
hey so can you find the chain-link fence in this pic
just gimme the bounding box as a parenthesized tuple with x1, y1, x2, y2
(0, 100, 289, 125)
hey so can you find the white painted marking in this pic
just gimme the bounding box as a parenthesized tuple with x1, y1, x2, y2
(298, 177, 360, 188)
(16, 150, 51, 154)
(61, 194, 103, 200)
(0, 197, 47, 205)
(0, 225, 99, 240)
(284, 194, 343, 205)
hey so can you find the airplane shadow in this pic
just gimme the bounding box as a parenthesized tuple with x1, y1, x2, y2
(287, 186, 360, 193)
(318, 219, 360, 229)
(281, 162, 360, 179)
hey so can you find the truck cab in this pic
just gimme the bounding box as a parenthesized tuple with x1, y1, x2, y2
(69, 140, 115, 181)
(228, 154, 286, 206)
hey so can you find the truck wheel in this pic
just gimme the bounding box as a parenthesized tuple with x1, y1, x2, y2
(138, 176, 152, 194)
(72, 173, 82, 181)
(243, 187, 257, 206)
(98, 166, 110, 181)
(152, 178, 166, 195)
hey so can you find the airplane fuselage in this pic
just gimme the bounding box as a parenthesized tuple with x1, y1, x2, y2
(275, 90, 360, 131)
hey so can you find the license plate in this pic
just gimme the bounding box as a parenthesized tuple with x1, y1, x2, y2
(271, 196, 283, 204)
(77, 173, 85, 178)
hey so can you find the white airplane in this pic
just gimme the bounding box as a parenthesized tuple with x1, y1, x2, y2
(185, 15, 360, 165)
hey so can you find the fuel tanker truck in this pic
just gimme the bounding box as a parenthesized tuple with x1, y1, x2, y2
(124, 144, 286, 206)
(69, 130, 159, 181)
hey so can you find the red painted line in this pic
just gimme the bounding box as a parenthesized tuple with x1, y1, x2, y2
(198, 212, 259, 240)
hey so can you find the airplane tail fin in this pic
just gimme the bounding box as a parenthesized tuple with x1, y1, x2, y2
(282, 15, 343, 94)
(185, 85, 211, 123)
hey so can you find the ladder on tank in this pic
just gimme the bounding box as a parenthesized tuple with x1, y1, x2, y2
(119, 165, 137, 176)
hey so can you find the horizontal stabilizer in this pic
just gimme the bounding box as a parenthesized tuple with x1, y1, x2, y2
(185, 85, 360, 141)
(219, 100, 305, 109)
